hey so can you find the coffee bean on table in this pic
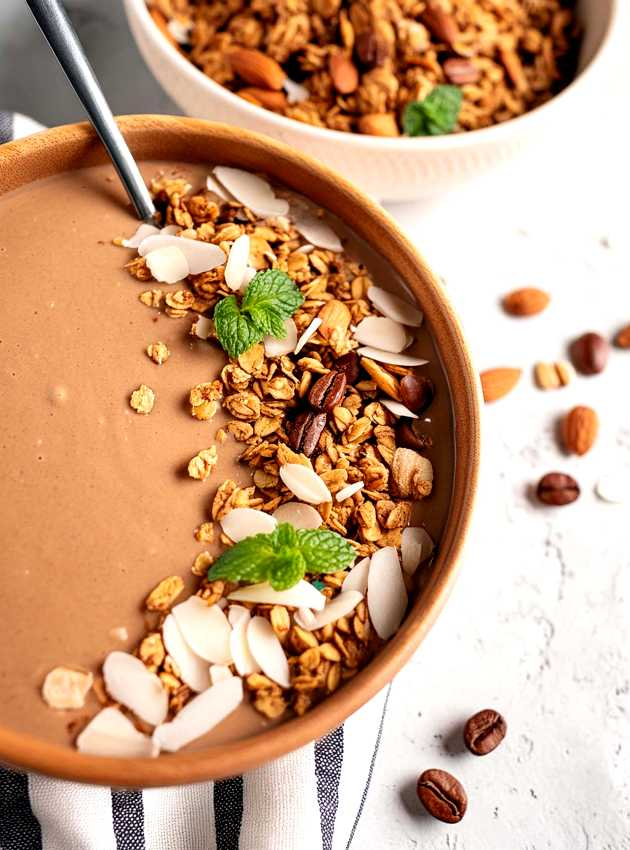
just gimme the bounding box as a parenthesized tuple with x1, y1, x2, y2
(288, 410, 327, 457)
(416, 769, 467, 823)
(463, 709, 507, 756)
(308, 369, 347, 411)
(570, 332, 609, 375)
(536, 472, 580, 506)
(336, 351, 360, 384)
(400, 374, 434, 415)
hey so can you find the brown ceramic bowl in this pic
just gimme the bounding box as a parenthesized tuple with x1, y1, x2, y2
(0, 115, 480, 787)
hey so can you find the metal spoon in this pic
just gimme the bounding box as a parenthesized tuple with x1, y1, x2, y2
(25, 0, 156, 222)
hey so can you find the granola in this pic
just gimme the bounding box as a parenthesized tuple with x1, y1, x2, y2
(148, 0, 580, 136)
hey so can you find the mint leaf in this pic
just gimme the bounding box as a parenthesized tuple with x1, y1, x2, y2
(207, 533, 276, 584)
(244, 301, 287, 339)
(403, 85, 462, 137)
(242, 269, 304, 321)
(214, 295, 264, 358)
(269, 549, 306, 591)
(274, 522, 299, 549)
(296, 528, 356, 574)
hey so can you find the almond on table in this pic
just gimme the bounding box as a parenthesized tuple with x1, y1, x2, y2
(502, 287, 550, 317)
(480, 368, 522, 403)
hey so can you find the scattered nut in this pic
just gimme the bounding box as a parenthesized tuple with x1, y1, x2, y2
(502, 287, 550, 317)
(129, 384, 155, 414)
(562, 406, 598, 456)
(146, 341, 171, 365)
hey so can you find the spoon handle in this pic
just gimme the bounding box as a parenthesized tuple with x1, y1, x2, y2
(25, 0, 156, 222)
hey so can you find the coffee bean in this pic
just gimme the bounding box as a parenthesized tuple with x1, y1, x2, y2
(463, 709, 507, 756)
(416, 769, 467, 823)
(570, 332, 609, 375)
(336, 351, 360, 384)
(443, 57, 480, 85)
(355, 30, 389, 69)
(308, 369, 347, 411)
(536, 472, 580, 506)
(395, 422, 433, 451)
(288, 410, 327, 457)
(400, 374, 434, 415)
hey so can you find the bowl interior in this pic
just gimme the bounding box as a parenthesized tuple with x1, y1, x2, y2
(0, 116, 480, 786)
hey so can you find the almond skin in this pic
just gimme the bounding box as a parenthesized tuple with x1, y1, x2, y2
(480, 368, 521, 403)
(502, 287, 550, 317)
(239, 88, 288, 111)
(229, 49, 286, 91)
(562, 405, 598, 456)
(329, 53, 359, 94)
(358, 113, 400, 137)
(614, 324, 630, 349)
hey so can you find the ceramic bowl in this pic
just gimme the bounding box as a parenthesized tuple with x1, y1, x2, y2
(124, 0, 619, 201)
(0, 116, 480, 786)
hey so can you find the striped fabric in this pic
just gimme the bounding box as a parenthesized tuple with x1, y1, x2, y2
(0, 112, 391, 850)
(0, 686, 390, 850)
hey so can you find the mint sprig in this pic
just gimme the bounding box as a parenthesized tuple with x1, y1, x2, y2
(213, 269, 304, 358)
(403, 85, 462, 137)
(208, 522, 355, 591)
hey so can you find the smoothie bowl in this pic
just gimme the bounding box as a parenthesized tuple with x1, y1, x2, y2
(0, 116, 479, 786)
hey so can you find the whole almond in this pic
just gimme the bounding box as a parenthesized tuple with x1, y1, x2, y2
(358, 113, 399, 137)
(318, 299, 351, 339)
(421, 1, 459, 45)
(229, 48, 286, 91)
(239, 88, 288, 110)
(443, 57, 479, 85)
(329, 53, 359, 94)
(614, 324, 630, 348)
(502, 287, 550, 317)
(562, 405, 598, 456)
(480, 368, 521, 403)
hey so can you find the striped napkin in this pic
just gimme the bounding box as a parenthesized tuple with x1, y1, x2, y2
(0, 112, 392, 850)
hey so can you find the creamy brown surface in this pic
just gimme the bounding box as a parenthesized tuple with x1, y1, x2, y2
(0, 161, 453, 749)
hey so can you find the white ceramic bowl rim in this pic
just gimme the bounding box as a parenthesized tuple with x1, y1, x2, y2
(130, 0, 619, 150)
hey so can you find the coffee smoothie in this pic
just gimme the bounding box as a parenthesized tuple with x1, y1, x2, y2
(0, 161, 452, 755)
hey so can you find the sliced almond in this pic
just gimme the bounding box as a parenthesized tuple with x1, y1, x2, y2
(213, 166, 289, 218)
(380, 399, 418, 419)
(356, 346, 428, 367)
(294, 317, 323, 354)
(293, 214, 342, 252)
(342, 556, 370, 593)
(145, 245, 189, 284)
(77, 707, 159, 758)
(230, 610, 261, 676)
(294, 590, 363, 631)
(367, 287, 423, 327)
(247, 616, 290, 688)
(167, 18, 191, 44)
(228, 580, 326, 611)
(172, 597, 232, 665)
(42, 667, 93, 710)
(401, 527, 434, 575)
(264, 317, 298, 357)
(280, 463, 332, 504)
(228, 605, 250, 628)
(121, 223, 160, 249)
(283, 77, 309, 103)
(153, 677, 243, 753)
(194, 315, 213, 340)
(139, 234, 226, 275)
(102, 651, 168, 726)
(160, 224, 180, 236)
(224, 234, 250, 291)
(206, 173, 233, 201)
(595, 471, 630, 504)
(220, 507, 277, 542)
(367, 547, 407, 640)
(354, 316, 409, 353)
(162, 614, 211, 693)
(209, 664, 233, 685)
(335, 480, 364, 502)
(272, 501, 322, 529)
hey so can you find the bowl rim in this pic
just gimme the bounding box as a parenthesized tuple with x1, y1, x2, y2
(0, 115, 480, 786)
(125, 0, 620, 150)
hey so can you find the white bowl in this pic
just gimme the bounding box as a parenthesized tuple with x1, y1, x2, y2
(124, 0, 619, 202)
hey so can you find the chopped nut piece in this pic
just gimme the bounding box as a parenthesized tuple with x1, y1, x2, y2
(42, 667, 93, 710)
(188, 446, 219, 481)
(139, 633, 166, 669)
(129, 384, 155, 414)
(194, 522, 215, 544)
(190, 381, 222, 420)
(145, 575, 185, 611)
(192, 550, 214, 576)
(146, 341, 171, 365)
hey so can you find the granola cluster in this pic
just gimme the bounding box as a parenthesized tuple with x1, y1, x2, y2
(122, 173, 430, 720)
(148, 0, 580, 135)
